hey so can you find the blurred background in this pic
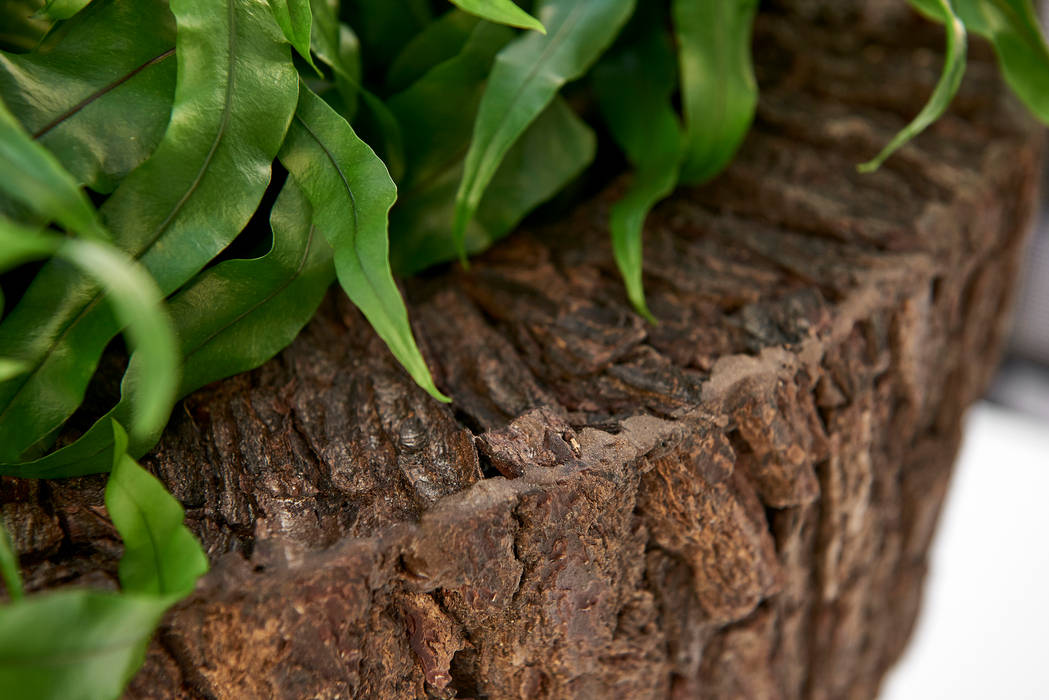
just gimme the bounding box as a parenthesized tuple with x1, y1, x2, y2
(882, 163, 1049, 698)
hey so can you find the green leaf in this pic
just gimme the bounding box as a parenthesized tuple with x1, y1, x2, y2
(0, 359, 28, 383)
(168, 178, 334, 395)
(279, 85, 449, 401)
(58, 238, 180, 442)
(593, 24, 683, 321)
(41, 0, 94, 20)
(0, 520, 22, 603)
(673, 0, 758, 184)
(390, 20, 516, 190)
(105, 421, 208, 597)
(447, 0, 546, 33)
(860, 0, 967, 171)
(0, 423, 205, 698)
(386, 9, 480, 93)
(0, 0, 177, 194)
(388, 17, 592, 273)
(913, 0, 1049, 123)
(0, 216, 59, 267)
(0, 96, 106, 239)
(0, 589, 168, 700)
(267, 0, 317, 70)
(0, 182, 333, 478)
(392, 97, 594, 274)
(0, 0, 298, 463)
(451, 0, 634, 257)
(0, 217, 179, 456)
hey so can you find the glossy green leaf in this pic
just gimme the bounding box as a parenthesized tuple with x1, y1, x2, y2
(0, 589, 168, 700)
(452, 0, 634, 257)
(447, 0, 546, 33)
(0, 0, 298, 463)
(0, 96, 106, 238)
(280, 85, 448, 401)
(0, 184, 331, 478)
(106, 421, 208, 597)
(41, 0, 94, 20)
(673, 0, 758, 184)
(386, 9, 479, 93)
(860, 0, 967, 171)
(168, 178, 334, 395)
(0, 0, 176, 194)
(0, 521, 22, 602)
(594, 25, 683, 321)
(267, 0, 316, 69)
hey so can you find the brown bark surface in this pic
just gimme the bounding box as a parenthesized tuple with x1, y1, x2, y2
(2, 3, 1045, 699)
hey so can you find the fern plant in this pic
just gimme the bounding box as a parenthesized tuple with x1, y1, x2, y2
(0, 0, 1046, 696)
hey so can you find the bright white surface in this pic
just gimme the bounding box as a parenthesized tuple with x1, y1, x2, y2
(881, 402, 1049, 700)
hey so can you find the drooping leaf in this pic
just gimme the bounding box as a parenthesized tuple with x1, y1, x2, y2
(279, 84, 449, 401)
(593, 23, 683, 321)
(267, 0, 317, 69)
(0, 0, 298, 463)
(0, 520, 22, 602)
(911, 0, 1049, 123)
(0, 423, 205, 700)
(0, 96, 106, 238)
(105, 421, 208, 597)
(0, 589, 169, 700)
(0, 217, 179, 457)
(0, 0, 176, 194)
(386, 9, 480, 93)
(860, 0, 967, 171)
(309, 0, 362, 117)
(451, 0, 634, 257)
(673, 0, 758, 184)
(0, 182, 333, 478)
(447, 0, 546, 33)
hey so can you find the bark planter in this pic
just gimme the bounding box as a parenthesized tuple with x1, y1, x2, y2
(2, 3, 1044, 699)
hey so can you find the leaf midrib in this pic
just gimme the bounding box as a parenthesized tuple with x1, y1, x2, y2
(112, 467, 168, 594)
(294, 112, 406, 334)
(32, 47, 176, 140)
(0, 0, 240, 441)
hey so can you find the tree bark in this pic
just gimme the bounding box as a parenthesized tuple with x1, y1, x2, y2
(2, 3, 1044, 699)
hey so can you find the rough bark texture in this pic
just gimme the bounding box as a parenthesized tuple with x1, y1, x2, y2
(2, 2, 1045, 699)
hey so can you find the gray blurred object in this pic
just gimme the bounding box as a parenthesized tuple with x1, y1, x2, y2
(1010, 179, 1049, 366)
(990, 160, 1049, 421)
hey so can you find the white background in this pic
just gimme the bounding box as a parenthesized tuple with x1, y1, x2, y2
(881, 402, 1049, 699)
